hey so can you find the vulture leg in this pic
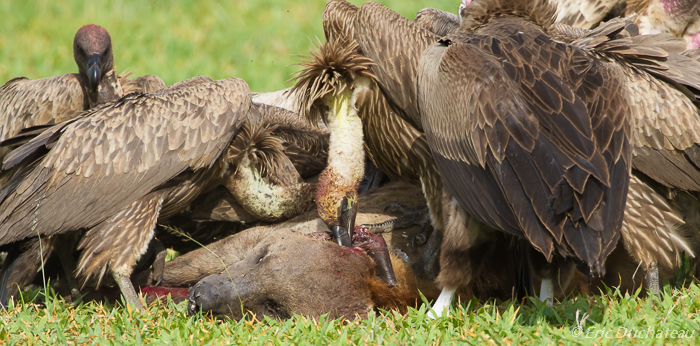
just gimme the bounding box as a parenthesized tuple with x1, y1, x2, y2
(411, 227, 442, 281)
(112, 271, 145, 311)
(428, 286, 456, 319)
(366, 204, 441, 280)
(0, 237, 56, 308)
(76, 192, 167, 312)
(645, 263, 660, 296)
(539, 278, 554, 307)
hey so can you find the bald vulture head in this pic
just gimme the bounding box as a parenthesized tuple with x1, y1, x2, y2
(73, 24, 114, 93)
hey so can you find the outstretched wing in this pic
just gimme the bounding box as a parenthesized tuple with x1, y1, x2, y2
(0, 78, 251, 245)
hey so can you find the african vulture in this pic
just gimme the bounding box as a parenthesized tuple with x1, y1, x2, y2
(351, 0, 699, 316)
(0, 78, 255, 310)
(0, 72, 334, 308)
(0, 24, 164, 162)
(290, 0, 446, 281)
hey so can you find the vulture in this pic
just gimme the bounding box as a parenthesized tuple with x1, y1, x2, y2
(626, 0, 700, 49)
(350, 0, 698, 316)
(0, 78, 257, 310)
(291, 0, 446, 281)
(0, 24, 166, 306)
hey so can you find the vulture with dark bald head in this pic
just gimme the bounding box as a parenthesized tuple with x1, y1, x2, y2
(0, 24, 168, 306)
(0, 24, 165, 175)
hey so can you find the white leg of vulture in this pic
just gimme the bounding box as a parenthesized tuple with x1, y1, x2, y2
(112, 271, 145, 311)
(645, 263, 660, 296)
(539, 278, 554, 307)
(429, 286, 457, 319)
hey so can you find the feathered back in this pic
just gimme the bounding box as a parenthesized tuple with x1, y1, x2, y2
(291, 39, 376, 125)
(460, 0, 557, 31)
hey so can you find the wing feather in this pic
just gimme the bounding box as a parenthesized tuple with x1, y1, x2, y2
(0, 78, 251, 246)
(354, 1, 440, 130)
(419, 20, 630, 271)
(0, 75, 85, 144)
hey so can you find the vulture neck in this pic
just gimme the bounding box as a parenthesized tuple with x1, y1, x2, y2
(83, 67, 124, 109)
(322, 77, 369, 186)
(227, 156, 316, 223)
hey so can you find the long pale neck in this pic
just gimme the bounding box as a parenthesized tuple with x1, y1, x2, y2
(323, 77, 370, 186)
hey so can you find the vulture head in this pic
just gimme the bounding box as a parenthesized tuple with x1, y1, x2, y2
(73, 24, 114, 93)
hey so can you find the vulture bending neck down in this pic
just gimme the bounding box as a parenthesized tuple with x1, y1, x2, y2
(292, 39, 399, 286)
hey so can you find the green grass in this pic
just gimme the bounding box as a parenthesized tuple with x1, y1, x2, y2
(1, 0, 700, 344)
(0, 0, 458, 92)
(1, 284, 699, 345)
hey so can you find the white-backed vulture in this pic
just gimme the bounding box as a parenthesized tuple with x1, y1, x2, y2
(351, 0, 698, 317)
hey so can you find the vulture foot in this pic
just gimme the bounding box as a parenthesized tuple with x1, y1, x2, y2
(366, 204, 428, 234)
(411, 228, 442, 281)
(147, 240, 167, 287)
(112, 272, 145, 311)
(353, 226, 398, 286)
(645, 264, 660, 296)
(54, 234, 81, 302)
(428, 286, 456, 319)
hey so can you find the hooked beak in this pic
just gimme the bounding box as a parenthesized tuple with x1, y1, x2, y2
(87, 53, 101, 92)
(330, 197, 358, 248)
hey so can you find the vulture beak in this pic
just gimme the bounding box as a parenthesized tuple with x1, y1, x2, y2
(87, 53, 101, 92)
(330, 197, 357, 248)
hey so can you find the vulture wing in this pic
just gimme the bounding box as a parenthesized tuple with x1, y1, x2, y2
(354, 2, 440, 131)
(0, 75, 85, 144)
(122, 74, 166, 94)
(0, 78, 251, 246)
(418, 23, 630, 271)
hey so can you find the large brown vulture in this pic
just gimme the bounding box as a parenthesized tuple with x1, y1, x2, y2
(0, 93, 328, 305)
(290, 0, 446, 281)
(350, 0, 699, 317)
